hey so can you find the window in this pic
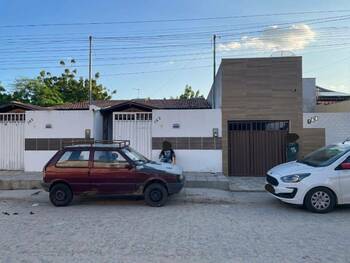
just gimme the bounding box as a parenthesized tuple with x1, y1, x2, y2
(56, 150, 90, 167)
(93, 150, 129, 168)
(298, 144, 350, 167)
(228, 121, 289, 131)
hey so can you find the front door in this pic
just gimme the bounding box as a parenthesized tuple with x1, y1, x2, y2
(336, 155, 350, 203)
(90, 149, 136, 194)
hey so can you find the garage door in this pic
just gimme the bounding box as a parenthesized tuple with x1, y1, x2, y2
(113, 112, 152, 158)
(0, 113, 25, 170)
(228, 120, 289, 176)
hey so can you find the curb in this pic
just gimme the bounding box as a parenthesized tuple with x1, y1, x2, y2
(0, 179, 264, 192)
(0, 180, 41, 190)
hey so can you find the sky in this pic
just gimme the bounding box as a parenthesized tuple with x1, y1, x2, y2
(1, 0, 350, 99)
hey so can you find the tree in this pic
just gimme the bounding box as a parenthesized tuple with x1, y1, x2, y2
(11, 60, 116, 106)
(178, 85, 203, 99)
(0, 83, 13, 104)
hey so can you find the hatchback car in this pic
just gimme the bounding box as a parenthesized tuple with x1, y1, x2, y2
(41, 142, 185, 207)
(265, 142, 350, 213)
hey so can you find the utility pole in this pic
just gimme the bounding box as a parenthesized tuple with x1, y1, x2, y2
(88, 35, 92, 106)
(212, 34, 217, 109)
(213, 34, 216, 83)
(134, 88, 141, 99)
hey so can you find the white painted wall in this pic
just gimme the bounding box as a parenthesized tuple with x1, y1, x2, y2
(304, 112, 350, 145)
(152, 150, 222, 173)
(24, 151, 57, 172)
(25, 110, 95, 138)
(302, 78, 316, 113)
(152, 109, 222, 172)
(24, 110, 103, 171)
(152, 109, 222, 137)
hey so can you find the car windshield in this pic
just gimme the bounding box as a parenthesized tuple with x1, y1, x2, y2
(298, 144, 350, 167)
(121, 147, 149, 165)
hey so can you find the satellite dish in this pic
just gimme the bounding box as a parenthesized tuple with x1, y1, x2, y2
(270, 50, 296, 57)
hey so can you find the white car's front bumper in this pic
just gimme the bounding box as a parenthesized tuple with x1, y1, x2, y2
(265, 176, 306, 205)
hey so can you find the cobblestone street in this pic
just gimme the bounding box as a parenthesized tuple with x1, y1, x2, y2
(0, 189, 349, 263)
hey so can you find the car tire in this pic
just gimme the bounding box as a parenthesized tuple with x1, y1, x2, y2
(144, 183, 168, 207)
(49, 183, 73, 207)
(304, 187, 336, 213)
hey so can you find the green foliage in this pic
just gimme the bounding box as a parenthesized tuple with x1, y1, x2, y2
(4, 60, 116, 106)
(178, 85, 203, 99)
(0, 83, 13, 104)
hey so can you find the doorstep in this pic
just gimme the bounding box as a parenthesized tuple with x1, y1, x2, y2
(0, 171, 265, 192)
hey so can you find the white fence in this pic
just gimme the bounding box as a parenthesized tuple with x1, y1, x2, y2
(0, 113, 25, 170)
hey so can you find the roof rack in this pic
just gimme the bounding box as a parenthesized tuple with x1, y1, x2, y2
(94, 140, 130, 147)
(62, 139, 130, 148)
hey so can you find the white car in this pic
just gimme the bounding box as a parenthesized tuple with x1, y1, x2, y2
(265, 142, 350, 213)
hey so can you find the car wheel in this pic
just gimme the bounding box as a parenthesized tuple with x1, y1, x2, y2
(144, 183, 168, 207)
(304, 187, 336, 213)
(49, 183, 73, 207)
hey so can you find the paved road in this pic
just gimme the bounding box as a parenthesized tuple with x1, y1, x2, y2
(0, 189, 349, 263)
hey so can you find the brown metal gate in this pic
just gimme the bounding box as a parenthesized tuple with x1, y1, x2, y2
(228, 121, 289, 176)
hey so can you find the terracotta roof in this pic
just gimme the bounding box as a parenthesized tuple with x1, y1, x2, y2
(0, 101, 45, 111)
(50, 98, 211, 110)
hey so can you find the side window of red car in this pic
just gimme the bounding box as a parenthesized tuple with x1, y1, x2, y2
(93, 150, 129, 168)
(56, 150, 90, 168)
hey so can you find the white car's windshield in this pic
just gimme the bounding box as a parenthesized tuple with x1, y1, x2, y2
(298, 144, 350, 167)
(121, 147, 149, 164)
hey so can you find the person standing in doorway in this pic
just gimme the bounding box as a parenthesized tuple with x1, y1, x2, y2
(159, 141, 176, 164)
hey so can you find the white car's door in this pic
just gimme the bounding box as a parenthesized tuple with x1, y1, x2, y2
(335, 154, 350, 204)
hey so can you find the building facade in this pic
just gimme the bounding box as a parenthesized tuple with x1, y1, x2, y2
(208, 57, 325, 176)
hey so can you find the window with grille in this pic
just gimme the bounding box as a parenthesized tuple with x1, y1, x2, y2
(228, 121, 289, 131)
(114, 113, 152, 121)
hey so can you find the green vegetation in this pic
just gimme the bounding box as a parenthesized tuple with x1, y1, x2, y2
(0, 60, 116, 106)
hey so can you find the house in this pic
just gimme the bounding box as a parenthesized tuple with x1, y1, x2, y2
(3, 56, 343, 176)
(0, 98, 222, 173)
(316, 86, 350, 105)
(208, 57, 325, 176)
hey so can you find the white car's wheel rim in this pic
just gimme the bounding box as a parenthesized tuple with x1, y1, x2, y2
(311, 191, 330, 210)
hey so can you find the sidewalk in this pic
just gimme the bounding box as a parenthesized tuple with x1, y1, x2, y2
(0, 171, 265, 192)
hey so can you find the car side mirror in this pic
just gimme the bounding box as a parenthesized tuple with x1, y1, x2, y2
(341, 163, 350, 170)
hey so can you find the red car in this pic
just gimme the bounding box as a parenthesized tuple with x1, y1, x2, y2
(41, 142, 185, 207)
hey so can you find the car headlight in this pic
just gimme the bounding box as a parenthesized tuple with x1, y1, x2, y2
(281, 173, 311, 183)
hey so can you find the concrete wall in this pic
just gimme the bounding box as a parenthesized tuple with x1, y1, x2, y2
(24, 110, 102, 171)
(301, 128, 325, 155)
(151, 109, 222, 172)
(25, 110, 95, 138)
(304, 112, 350, 145)
(207, 66, 223, 109)
(302, 78, 316, 113)
(152, 109, 222, 137)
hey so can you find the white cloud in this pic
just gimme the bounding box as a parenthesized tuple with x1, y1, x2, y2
(218, 24, 316, 52)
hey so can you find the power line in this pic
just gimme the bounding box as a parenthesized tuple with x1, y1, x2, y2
(1, 9, 350, 28)
(101, 65, 212, 77)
